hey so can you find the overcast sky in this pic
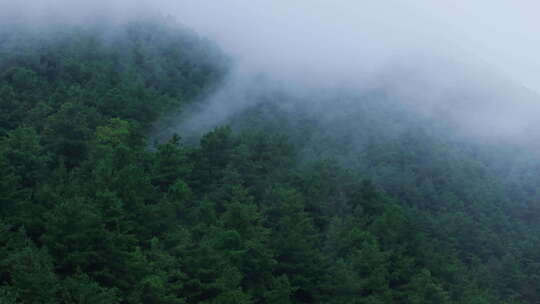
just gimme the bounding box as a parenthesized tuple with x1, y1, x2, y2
(2, 0, 539, 92)
(162, 0, 540, 94)
(404, 0, 540, 93)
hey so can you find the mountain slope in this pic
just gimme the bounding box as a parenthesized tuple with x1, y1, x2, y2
(1, 17, 539, 304)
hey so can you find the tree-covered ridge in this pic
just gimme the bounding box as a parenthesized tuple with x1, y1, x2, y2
(226, 96, 540, 304)
(1, 122, 498, 303)
(0, 18, 536, 304)
(0, 18, 226, 151)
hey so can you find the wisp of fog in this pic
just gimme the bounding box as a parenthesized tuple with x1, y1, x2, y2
(4, 0, 540, 143)
(158, 0, 540, 142)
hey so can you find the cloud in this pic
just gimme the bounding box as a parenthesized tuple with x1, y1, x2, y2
(4, 0, 538, 90)
(3, 0, 540, 143)
(152, 1, 539, 143)
(165, 0, 540, 92)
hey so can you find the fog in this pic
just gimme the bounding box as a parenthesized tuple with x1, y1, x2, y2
(165, 1, 540, 92)
(158, 0, 540, 142)
(3, 0, 540, 142)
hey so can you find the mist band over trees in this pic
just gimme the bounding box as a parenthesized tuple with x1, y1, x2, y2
(1, 1, 540, 303)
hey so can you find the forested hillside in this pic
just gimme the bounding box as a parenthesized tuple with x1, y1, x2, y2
(225, 94, 540, 303)
(1, 18, 539, 304)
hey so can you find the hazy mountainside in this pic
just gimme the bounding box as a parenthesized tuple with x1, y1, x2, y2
(221, 86, 540, 302)
(0, 18, 226, 131)
(1, 17, 540, 304)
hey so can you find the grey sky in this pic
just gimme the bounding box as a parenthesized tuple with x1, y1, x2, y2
(403, 0, 540, 93)
(163, 0, 540, 93)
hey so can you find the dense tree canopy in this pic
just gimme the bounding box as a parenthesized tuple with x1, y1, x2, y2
(0, 17, 538, 304)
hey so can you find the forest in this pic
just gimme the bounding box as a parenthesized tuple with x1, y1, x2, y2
(1, 17, 540, 304)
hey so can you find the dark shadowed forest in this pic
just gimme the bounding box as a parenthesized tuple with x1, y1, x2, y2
(1, 15, 540, 304)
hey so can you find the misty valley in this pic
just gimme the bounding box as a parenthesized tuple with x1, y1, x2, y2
(2, 13, 540, 304)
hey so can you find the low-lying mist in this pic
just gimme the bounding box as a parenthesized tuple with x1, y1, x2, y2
(155, 1, 540, 147)
(4, 4, 540, 302)
(4, 0, 540, 148)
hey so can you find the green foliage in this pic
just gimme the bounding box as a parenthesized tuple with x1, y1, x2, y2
(0, 15, 537, 304)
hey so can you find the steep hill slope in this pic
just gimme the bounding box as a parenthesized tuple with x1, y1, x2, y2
(1, 16, 539, 304)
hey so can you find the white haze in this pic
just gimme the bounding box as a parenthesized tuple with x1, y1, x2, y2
(2, 0, 540, 141)
(163, 0, 540, 92)
(158, 0, 540, 141)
